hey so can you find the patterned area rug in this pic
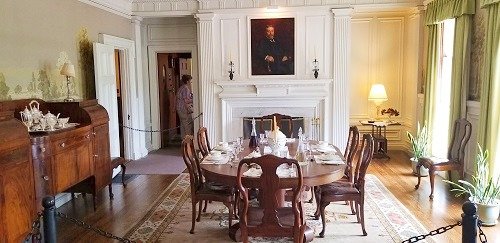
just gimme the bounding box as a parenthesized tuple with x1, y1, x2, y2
(125, 174, 434, 243)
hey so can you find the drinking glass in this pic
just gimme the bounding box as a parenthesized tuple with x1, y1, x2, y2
(259, 133, 265, 144)
(238, 136, 244, 151)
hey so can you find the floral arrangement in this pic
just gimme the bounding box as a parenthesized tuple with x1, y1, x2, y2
(381, 108, 400, 117)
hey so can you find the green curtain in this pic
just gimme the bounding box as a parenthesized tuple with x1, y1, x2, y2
(481, 0, 500, 7)
(449, 16, 472, 132)
(423, 24, 441, 127)
(478, 3, 500, 178)
(425, 0, 475, 25)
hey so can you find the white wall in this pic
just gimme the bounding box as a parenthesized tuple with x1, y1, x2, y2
(139, 6, 423, 150)
(350, 9, 422, 151)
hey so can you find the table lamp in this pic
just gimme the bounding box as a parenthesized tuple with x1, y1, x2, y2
(368, 84, 388, 120)
(60, 63, 75, 102)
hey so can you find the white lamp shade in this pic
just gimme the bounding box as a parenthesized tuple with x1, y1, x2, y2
(368, 84, 388, 105)
(60, 63, 75, 77)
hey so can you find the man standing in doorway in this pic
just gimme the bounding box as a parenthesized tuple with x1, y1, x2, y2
(176, 75, 194, 139)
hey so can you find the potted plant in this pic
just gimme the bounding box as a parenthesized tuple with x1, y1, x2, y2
(445, 144, 500, 226)
(406, 122, 429, 176)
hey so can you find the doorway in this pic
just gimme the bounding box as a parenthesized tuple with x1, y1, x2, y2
(114, 49, 125, 157)
(157, 53, 192, 148)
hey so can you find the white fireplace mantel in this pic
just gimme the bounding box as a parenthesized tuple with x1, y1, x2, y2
(215, 79, 333, 142)
(215, 79, 332, 98)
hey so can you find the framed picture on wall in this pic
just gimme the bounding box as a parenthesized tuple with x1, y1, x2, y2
(250, 18, 295, 76)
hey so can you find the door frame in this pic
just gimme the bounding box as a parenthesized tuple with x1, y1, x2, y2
(99, 34, 146, 160)
(148, 45, 199, 150)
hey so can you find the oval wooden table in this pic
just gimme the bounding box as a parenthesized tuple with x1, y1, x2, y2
(201, 140, 346, 242)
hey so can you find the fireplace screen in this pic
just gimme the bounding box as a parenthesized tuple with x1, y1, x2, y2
(242, 114, 304, 139)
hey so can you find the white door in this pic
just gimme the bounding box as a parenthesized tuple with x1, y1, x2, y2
(93, 43, 120, 158)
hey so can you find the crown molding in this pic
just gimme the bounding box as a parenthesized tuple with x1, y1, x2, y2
(131, 0, 422, 16)
(79, 0, 132, 19)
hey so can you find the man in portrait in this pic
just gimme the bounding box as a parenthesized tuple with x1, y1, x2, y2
(253, 24, 293, 75)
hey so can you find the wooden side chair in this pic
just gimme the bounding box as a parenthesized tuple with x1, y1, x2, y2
(236, 155, 312, 243)
(182, 135, 235, 234)
(415, 118, 472, 199)
(197, 127, 211, 157)
(317, 134, 374, 237)
(314, 125, 360, 216)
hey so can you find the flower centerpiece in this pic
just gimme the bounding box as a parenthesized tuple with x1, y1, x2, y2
(381, 108, 400, 122)
(444, 144, 500, 226)
(406, 122, 429, 176)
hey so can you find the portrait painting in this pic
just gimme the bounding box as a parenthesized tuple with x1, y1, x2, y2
(250, 18, 295, 76)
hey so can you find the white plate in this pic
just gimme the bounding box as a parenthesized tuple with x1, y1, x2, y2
(206, 155, 224, 161)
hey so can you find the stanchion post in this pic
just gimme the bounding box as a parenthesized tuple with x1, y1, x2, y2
(43, 196, 57, 243)
(462, 201, 477, 243)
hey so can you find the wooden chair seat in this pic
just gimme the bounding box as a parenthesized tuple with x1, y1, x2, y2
(198, 183, 235, 198)
(320, 183, 359, 197)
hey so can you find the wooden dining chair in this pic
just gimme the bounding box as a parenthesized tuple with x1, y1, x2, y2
(313, 125, 360, 217)
(236, 155, 312, 243)
(182, 135, 235, 234)
(415, 118, 472, 199)
(317, 134, 374, 237)
(197, 127, 211, 157)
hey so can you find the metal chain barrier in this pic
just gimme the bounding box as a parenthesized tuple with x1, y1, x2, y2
(478, 221, 488, 243)
(57, 212, 134, 243)
(402, 220, 489, 243)
(120, 112, 202, 133)
(401, 221, 461, 243)
(24, 212, 42, 242)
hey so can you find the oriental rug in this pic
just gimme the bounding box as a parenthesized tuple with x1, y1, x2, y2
(125, 173, 434, 243)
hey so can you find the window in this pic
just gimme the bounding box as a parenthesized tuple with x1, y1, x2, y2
(431, 19, 455, 158)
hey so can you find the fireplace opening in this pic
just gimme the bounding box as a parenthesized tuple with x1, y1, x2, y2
(242, 113, 305, 139)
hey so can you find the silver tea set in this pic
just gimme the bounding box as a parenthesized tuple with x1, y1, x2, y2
(19, 100, 71, 132)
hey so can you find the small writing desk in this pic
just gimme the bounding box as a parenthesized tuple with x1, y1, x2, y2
(359, 120, 400, 159)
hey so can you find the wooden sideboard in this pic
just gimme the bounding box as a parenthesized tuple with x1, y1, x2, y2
(0, 99, 111, 242)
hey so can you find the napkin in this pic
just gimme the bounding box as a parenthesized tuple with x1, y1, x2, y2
(214, 145, 232, 152)
(201, 155, 229, 164)
(244, 151, 262, 159)
(313, 145, 335, 153)
(314, 154, 345, 165)
(243, 167, 262, 177)
(242, 165, 297, 178)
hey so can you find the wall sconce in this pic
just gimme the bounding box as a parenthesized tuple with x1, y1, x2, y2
(228, 61, 235, 80)
(368, 84, 388, 120)
(312, 59, 319, 79)
(60, 63, 75, 102)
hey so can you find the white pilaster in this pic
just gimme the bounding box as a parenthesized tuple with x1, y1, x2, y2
(132, 16, 148, 157)
(331, 8, 353, 149)
(196, 13, 217, 144)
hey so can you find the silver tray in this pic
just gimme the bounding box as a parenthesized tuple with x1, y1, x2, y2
(28, 123, 80, 133)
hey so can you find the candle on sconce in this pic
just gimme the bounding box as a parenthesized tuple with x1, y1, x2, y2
(314, 46, 317, 59)
(229, 50, 232, 61)
(162, 65, 166, 77)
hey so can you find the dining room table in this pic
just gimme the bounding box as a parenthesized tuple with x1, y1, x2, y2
(200, 138, 347, 242)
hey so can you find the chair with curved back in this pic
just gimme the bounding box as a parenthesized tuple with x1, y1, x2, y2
(415, 118, 472, 199)
(313, 125, 360, 217)
(317, 134, 374, 237)
(197, 127, 211, 157)
(236, 155, 312, 243)
(182, 135, 235, 234)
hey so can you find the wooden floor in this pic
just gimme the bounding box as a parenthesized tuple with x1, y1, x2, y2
(56, 150, 499, 242)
